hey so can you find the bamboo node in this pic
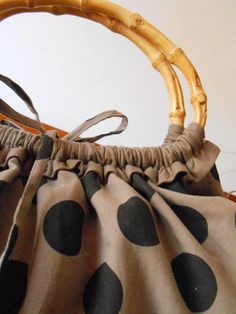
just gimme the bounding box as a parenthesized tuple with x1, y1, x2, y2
(26, 0, 34, 8)
(152, 53, 166, 69)
(129, 14, 144, 30)
(51, 6, 64, 16)
(191, 93, 207, 104)
(169, 47, 184, 63)
(109, 18, 120, 33)
(78, 0, 88, 12)
(169, 110, 185, 119)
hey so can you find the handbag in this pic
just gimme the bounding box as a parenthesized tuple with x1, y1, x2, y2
(0, 1, 235, 313)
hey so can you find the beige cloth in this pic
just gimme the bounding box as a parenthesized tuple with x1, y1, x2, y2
(0, 117, 235, 314)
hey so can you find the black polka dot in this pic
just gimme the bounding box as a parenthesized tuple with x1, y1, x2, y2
(171, 253, 217, 312)
(170, 205, 208, 243)
(39, 176, 48, 188)
(32, 196, 37, 205)
(20, 176, 27, 187)
(83, 263, 123, 314)
(4, 225, 18, 261)
(43, 200, 85, 256)
(210, 164, 221, 183)
(161, 172, 188, 194)
(131, 173, 154, 201)
(0, 180, 6, 193)
(36, 135, 54, 160)
(117, 196, 159, 246)
(0, 260, 28, 314)
(82, 171, 101, 200)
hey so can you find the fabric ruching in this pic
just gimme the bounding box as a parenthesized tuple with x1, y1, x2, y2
(0, 123, 220, 186)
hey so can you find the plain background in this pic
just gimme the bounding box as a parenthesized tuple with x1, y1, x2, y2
(0, 0, 235, 191)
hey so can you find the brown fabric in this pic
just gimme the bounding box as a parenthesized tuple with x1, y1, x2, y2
(0, 74, 45, 133)
(161, 124, 224, 197)
(0, 122, 221, 185)
(0, 119, 235, 314)
(63, 110, 129, 143)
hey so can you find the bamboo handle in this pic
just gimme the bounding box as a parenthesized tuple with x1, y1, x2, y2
(0, 0, 206, 126)
(0, 7, 185, 126)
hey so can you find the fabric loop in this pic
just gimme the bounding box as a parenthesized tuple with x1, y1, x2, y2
(0, 74, 127, 142)
(0, 73, 45, 134)
(63, 109, 129, 143)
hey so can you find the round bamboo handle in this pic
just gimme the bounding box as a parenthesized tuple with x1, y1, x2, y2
(0, 6, 185, 126)
(0, 1, 205, 125)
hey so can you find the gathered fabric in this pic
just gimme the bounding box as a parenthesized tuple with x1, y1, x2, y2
(0, 116, 235, 314)
(0, 122, 221, 185)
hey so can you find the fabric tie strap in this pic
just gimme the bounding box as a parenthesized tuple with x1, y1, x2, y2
(63, 109, 128, 143)
(0, 73, 128, 143)
(0, 73, 45, 134)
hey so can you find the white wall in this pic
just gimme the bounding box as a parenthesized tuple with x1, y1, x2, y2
(0, 0, 235, 191)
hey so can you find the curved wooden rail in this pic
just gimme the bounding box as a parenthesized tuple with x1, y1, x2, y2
(0, 0, 207, 126)
(0, 6, 185, 127)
